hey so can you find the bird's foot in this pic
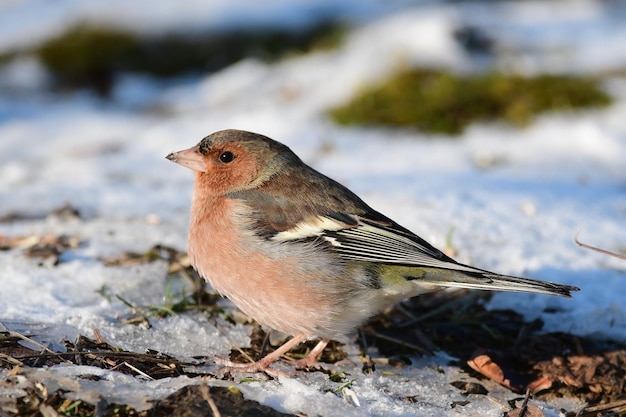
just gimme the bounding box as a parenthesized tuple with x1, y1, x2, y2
(292, 339, 329, 369)
(215, 333, 312, 377)
(214, 335, 331, 376)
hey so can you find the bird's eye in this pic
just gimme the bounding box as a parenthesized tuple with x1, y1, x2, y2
(219, 151, 235, 163)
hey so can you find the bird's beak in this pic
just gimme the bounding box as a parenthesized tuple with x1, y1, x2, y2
(165, 146, 207, 173)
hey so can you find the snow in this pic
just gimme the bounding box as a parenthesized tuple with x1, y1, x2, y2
(1, 1, 625, 416)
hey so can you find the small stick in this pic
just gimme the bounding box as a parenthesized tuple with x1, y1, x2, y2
(517, 389, 531, 417)
(199, 383, 222, 417)
(363, 329, 429, 355)
(0, 352, 24, 366)
(121, 361, 155, 381)
(0, 320, 72, 364)
(574, 230, 626, 260)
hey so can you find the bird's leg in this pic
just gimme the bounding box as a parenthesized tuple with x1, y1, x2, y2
(293, 338, 329, 368)
(218, 333, 309, 374)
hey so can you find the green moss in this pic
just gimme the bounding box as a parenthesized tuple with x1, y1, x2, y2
(35, 25, 138, 95)
(31, 21, 347, 95)
(330, 69, 612, 135)
(0, 50, 18, 65)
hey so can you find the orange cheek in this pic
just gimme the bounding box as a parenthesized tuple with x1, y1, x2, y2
(230, 156, 259, 185)
(195, 157, 259, 194)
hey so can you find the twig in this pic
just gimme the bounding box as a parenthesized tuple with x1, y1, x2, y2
(397, 289, 473, 327)
(574, 230, 626, 260)
(518, 389, 531, 417)
(199, 383, 222, 417)
(363, 329, 429, 355)
(358, 327, 374, 374)
(121, 361, 155, 381)
(224, 338, 256, 364)
(0, 320, 72, 364)
(93, 328, 106, 344)
(12, 350, 188, 366)
(581, 398, 626, 414)
(0, 352, 24, 366)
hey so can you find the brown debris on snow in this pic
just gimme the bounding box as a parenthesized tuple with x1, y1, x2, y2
(0, 233, 80, 264)
(362, 290, 626, 414)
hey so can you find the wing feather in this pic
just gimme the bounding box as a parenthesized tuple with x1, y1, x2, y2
(271, 213, 479, 273)
(325, 222, 480, 273)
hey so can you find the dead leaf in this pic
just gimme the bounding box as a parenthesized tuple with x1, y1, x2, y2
(526, 376, 552, 394)
(467, 352, 513, 390)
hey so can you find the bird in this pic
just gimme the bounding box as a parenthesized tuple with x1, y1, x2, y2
(166, 129, 578, 373)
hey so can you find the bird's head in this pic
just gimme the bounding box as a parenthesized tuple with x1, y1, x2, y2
(166, 129, 297, 195)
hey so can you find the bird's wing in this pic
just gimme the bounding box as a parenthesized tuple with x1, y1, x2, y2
(270, 213, 578, 297)
(326, 218, 475, 270)
(271, 212, 477, 273)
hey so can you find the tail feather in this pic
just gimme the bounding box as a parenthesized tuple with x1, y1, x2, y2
(412, 266, 579, 298)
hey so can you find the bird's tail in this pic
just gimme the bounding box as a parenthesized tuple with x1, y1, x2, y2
(432, 269, 577, 298)
(397, 265, 579, 298)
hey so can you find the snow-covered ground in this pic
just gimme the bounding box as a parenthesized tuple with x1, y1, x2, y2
(1, 1, 625, 416)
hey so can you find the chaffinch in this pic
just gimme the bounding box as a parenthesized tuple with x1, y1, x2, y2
(166, 129, 578, 373)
